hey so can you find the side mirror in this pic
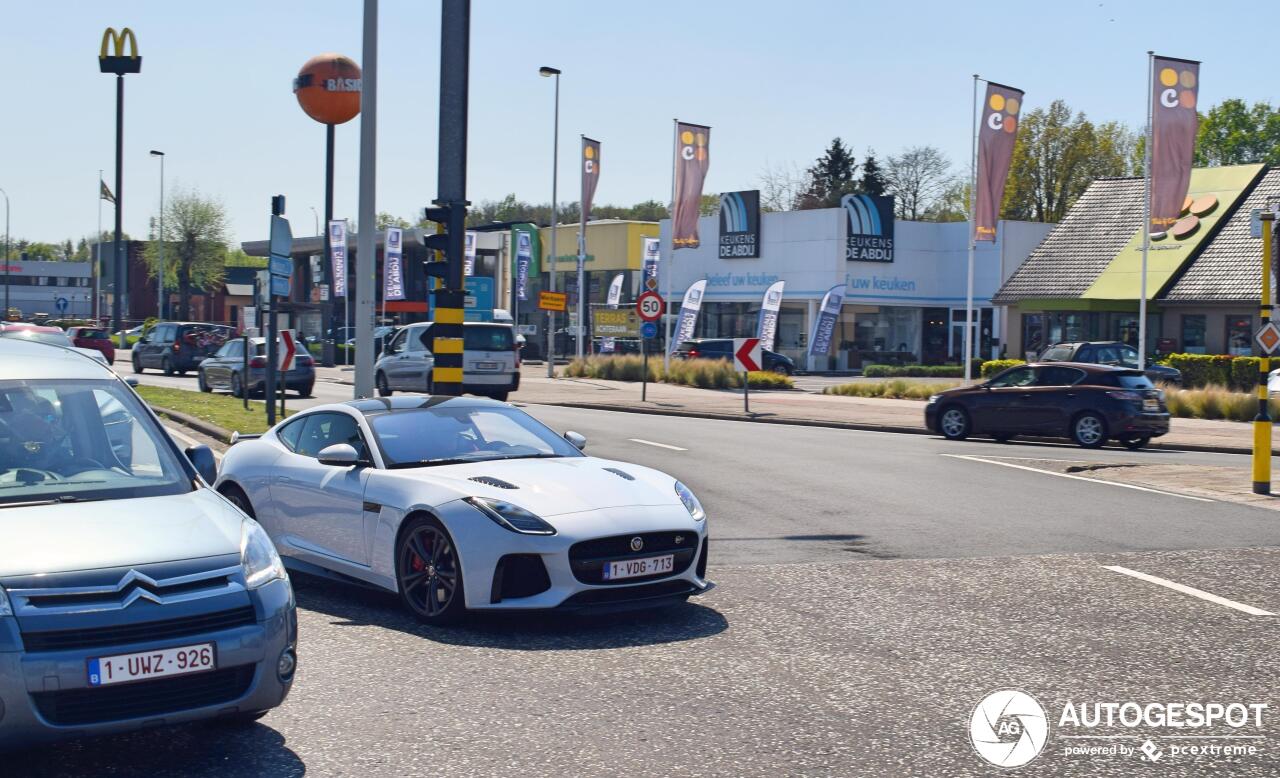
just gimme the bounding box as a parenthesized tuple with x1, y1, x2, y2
(318, 443, 361, 467)
(186, 445, 218, 485)
(124, 377, 140, 388)
(564, 431, 587, 451)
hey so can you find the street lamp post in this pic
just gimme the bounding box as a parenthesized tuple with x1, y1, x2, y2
(150, 150, 164, 319)
(1, 187, 9, 318)
(309, 206, 320, 237)
(99, 27, 141, 350)
(539, 65, 560, 378)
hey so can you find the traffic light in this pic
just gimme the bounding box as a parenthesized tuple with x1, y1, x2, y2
(419, 205, 452, 282)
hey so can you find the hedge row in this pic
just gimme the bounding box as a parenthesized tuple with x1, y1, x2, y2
(862, 364, 967, 378)
(1164, 353, 1264, 391)
(980, 359, 1025, 378)
(564, 355, 794, 390)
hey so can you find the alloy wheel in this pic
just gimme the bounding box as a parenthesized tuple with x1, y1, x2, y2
(1074, 414, 1105, 448)
(940, 408, 969, 439)
(398, 522, 460, 620)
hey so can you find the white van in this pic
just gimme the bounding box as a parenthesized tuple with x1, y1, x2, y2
(373, 321, 520, 401)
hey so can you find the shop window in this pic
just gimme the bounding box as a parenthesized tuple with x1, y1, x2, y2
(1022, 314, 1045, 359)
(1226, 315, 1252, 356)
(853, 307, 920, 364)
(1180, 315, 1206, 354)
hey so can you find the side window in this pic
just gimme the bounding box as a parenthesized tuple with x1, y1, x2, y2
(276, 418, 307, 452)
(1034, 366, 1085, 387)
(988, 366, 1036, 388)
(295, 413, 368, 460)
(1075, 346, 1095, 362)
(385, 330, 405, 354)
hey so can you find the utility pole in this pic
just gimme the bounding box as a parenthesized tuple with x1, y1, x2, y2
(99, 27, 141, 349)
(354, 0, 379, 399)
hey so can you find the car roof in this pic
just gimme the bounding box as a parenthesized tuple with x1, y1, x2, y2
(1027, 361, 1142, 374)
(3, 323, 61, 333)
(0, 338, 118, 381)
(342, 395, 508, 416)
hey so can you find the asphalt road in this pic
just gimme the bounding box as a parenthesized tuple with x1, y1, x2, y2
(21, 365, 1280, 776)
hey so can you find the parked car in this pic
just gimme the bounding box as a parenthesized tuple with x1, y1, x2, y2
(66, 325, 117, 364)
(0, 338, 296, 749)
(215, 396, 711, 624)
(1039, 341, 1182, 385)
(374, 321, 520, 401)
(672, 338, 797, 375)
(925, 362, 1170, 449)
(198, 337, 315, 398)
(0, 324, 110, 367)
(132, 322, 233, 376)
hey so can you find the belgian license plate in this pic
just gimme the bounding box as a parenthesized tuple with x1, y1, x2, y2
(87, 642, 216, 687)
(475, 361, 499, 370)
(1143, 398, 1159, 411)
(603, 554, 674, 581)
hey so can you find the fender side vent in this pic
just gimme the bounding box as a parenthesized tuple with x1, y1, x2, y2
(470, 476, 518, 489)
(603, 468, 635, 481)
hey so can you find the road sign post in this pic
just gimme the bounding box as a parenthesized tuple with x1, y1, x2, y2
(1254, 213, 1275, 494)
(636, 299, 663, 403)
(733, 337, 762, 415)
(265, 196, 291, 427)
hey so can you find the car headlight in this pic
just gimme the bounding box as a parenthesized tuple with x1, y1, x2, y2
(241, 519, 287, 589)
(927, 394, 941, 403)
(465, 497, 556, 535)
(674, 480, 705, 521)
(0, 586, 12, 617)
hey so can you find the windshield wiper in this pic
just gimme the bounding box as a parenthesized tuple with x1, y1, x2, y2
(387, 456, 492, 469)
(0, 495, 105, 509)
(494, 453, 563, 461)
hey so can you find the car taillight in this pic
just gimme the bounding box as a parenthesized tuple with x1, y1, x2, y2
(249, 356, 267, 368)
(689, 349, 700, 358)
(295, 355, 312, 366)
(172, 342, 181, 351)
(1106, 390, 1142, 401)
(514, 345, 521, 368)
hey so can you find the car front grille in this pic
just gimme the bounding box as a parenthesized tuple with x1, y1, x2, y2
(558, 580, 698, 609)
(569, 531, 698, 585)
(20, 606, 258, 653)
(32, 665, 256, 726)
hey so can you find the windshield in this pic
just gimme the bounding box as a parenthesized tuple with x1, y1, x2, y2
(0, 378, 192, 505)
(463, 326, 514, 351)
(370, 405, 583, 467)
(75, 329, 108, 339)
(2, 330, 73, 348)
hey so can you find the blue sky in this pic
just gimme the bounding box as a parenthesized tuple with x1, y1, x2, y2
(4, 0, 1277, 246)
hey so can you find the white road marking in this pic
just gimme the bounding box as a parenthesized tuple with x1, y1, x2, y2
(940, 454, 1214, 502)
(628, 438, 688, 451)
(165, 426, 222, 460)
(1103, 565, 1275, 616)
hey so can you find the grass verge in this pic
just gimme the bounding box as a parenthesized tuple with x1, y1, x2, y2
(135, 385, 293, 434)
(1163, 384, 1280, 422)
(564, 355, 794, 389)
(823, 380, 962, 400)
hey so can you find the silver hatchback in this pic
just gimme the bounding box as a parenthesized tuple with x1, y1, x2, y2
(0, 340, 296, 750)
(373, 321, 520, 401)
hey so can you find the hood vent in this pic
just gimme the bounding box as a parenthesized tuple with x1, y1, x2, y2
(469, 476, 518, 489)
(603, 467, 635, 481)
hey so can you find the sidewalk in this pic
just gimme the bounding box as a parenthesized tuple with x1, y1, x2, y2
(310, 364, 1274, 456)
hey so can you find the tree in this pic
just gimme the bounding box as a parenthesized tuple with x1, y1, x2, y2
(859, 151, 887, 197)
(376, 212, 412, 230)
(145, 188, 229, 320)
(1001, 100, 1136, 223)
(699, 193, 721, 216)
(883, 146, 954, 220)
(1194, 99, 1280, 166)
(795, 138, 858, 209)
(924, 180, 968, 222)
(758, 160, 808, 212)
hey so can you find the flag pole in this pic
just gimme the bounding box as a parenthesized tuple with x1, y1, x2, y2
(1139, 50, 1154, 371)
(577, 134, 587, 360)
(663, 118, 677, 372)
(964, 74, 980, 382)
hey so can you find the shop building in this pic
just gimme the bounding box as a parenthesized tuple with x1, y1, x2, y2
(660, 208, 1052, 370)
(994, 163, 1274, 358)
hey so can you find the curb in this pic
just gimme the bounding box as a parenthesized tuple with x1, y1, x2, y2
(150, 405, 234, 445)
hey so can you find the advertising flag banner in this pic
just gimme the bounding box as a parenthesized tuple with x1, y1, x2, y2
(99, 179, 115, 204)
(600, 272, 626, 353)
(581, 137, 602, 222)
(642, 237, 660, 285)
(669, 279, 708, 354)
(756, 280, 786, 352)
(672, 122, 711, 249)
(329, 219, 348, 298)
(719, 190, 760, 258)
(463, 231, 477, 276)
(809, 284, 845, 357)
(842, 193, 896, 261)
(515, 230, 533, 301)
(1150, 55, 1201, 235)
(974, 82, 1025, 242)
(383, 227, 405, 301)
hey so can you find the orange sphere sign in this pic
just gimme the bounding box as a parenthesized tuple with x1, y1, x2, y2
(293, 54, 361, 125)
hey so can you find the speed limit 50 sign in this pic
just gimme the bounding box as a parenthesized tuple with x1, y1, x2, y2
(636, 290, 664, 322)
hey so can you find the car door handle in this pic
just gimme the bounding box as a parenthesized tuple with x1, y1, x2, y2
(274, 475, 293, 483)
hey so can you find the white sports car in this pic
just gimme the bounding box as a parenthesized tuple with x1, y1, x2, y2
(214, 396, 712, 623)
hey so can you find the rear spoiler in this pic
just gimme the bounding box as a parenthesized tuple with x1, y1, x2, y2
(229, 431, 262, 445)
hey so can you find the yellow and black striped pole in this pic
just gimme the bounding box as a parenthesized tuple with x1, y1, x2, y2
(432, 289, 465, 395)
(1253, 213, 1274, 495)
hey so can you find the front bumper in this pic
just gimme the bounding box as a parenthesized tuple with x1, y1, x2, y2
(0, 577, 296, 750)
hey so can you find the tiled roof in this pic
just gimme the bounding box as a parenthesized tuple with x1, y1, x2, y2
(1161, 168, 1280, 302)
(992, 178, 1144, 304)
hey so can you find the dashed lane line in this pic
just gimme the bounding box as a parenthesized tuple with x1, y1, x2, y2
(628, 438, 688, 451)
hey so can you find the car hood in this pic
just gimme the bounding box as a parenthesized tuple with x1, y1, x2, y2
(0, 488, 243, 578)
(380, 456, 684, 517)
